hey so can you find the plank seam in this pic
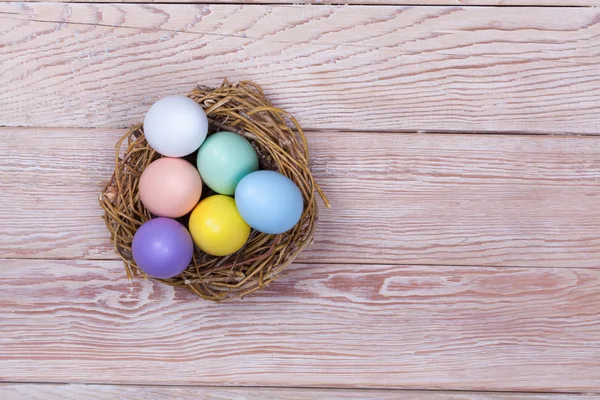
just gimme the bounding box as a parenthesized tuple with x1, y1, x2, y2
(1, 381, 599, 396)
(2, 257, 599, 270)
(1, 124, 600, 137)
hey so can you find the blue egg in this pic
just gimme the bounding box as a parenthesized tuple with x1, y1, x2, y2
(235, 170, 304, 234)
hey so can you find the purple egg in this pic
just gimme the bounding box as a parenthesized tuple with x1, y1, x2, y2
(132, 218, 194, 279)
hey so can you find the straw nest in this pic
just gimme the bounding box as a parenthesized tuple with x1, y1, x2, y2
(99, 80, 329, 302)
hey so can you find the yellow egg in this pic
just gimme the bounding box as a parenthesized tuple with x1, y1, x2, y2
(189, 195, 250, 256)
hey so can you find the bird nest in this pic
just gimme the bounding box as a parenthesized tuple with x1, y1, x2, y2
(99, 80, 329, 302)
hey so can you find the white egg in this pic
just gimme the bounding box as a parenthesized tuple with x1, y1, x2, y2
(143, 95, 208, 157)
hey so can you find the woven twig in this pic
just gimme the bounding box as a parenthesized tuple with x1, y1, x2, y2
(99, 80, 329, 302)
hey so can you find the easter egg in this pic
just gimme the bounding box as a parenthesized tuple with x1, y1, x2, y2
(189, 195, 250, 256)
(132, 218, 194, 279)
(235, 170, 304, 235)
(196, 131, 259, 195)
(139, 157, 202, 218)
(144, 95, 208, 157)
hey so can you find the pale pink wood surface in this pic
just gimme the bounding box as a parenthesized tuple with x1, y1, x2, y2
(1, 0, 600, 396)
(1, 0, 598, 5)
(1, 259, 600, 391)
(2, 128, 599, 267)
(2, 384, 599, 400)
(0, 3, 599, 134)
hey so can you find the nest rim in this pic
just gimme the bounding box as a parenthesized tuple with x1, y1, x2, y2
(99, 80, 328, 302)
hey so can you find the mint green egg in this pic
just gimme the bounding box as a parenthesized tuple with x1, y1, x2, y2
(196, 131, 259, 195)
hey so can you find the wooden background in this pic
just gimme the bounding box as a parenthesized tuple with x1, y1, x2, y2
(1, 0, 600, 398)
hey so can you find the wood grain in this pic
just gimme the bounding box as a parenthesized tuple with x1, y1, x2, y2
(2, 127, 600, 267)
(1, 385, 599, 400)
(2, 0, 598, 5)
(1, 3, 600, 134)
(1, 259, 600, 390)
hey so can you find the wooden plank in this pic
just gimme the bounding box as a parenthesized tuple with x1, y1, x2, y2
(1, 259, 600, 390)
(1, 0, 598, 5)
(1, 384, 599, 400)
(1, 4, 600, 134)
(2, 127, 600, 267)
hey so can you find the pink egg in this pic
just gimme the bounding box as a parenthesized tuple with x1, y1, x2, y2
(139, 157, 202, 218)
